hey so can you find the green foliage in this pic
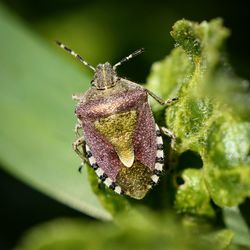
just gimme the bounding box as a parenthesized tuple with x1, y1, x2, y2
(175, 168, 215, 217)
(223, 207, 250, 247)
(171, 19, 202, 57)
(146, 19, 250, 214)
(16, 212, 233, 250)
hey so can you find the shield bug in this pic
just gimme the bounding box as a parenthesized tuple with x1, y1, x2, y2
(56, 41, 177, 199)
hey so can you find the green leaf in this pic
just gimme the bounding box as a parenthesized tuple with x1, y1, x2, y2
(175, 168, 215, 217)
(15, 212, 227, 250)
(0, 4, 110, 220)
(223, 207, 250, 248)
(204, 229, 234, 250)
(146, 18, 250, 211)
(170, 19, 202, 57)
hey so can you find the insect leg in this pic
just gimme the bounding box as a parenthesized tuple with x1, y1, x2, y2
(72, 136, 88, 171)
(74, 119, 82, 137)
(160, 126, 176, 149)
(72, 93, 84, 101)
(146, 89, 178, 106)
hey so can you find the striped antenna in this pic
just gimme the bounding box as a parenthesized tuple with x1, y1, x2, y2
(113, 48, 145, 69)
(56, 41, 95, 72)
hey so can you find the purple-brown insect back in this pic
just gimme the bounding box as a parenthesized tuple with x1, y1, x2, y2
(56, 41, 178, 199)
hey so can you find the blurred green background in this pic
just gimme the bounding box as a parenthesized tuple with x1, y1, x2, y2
(2, 0, 250, 81)
(0, 0, 250, 250)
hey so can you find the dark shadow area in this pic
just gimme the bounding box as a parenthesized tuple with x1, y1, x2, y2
(172, 150, 203, 195)
(177, 150, 203, 171)
(0, 168, 93, 250)
(239, 198, 250, 228)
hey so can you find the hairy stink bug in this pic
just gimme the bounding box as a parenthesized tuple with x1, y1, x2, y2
(57, 41, 177, 199)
